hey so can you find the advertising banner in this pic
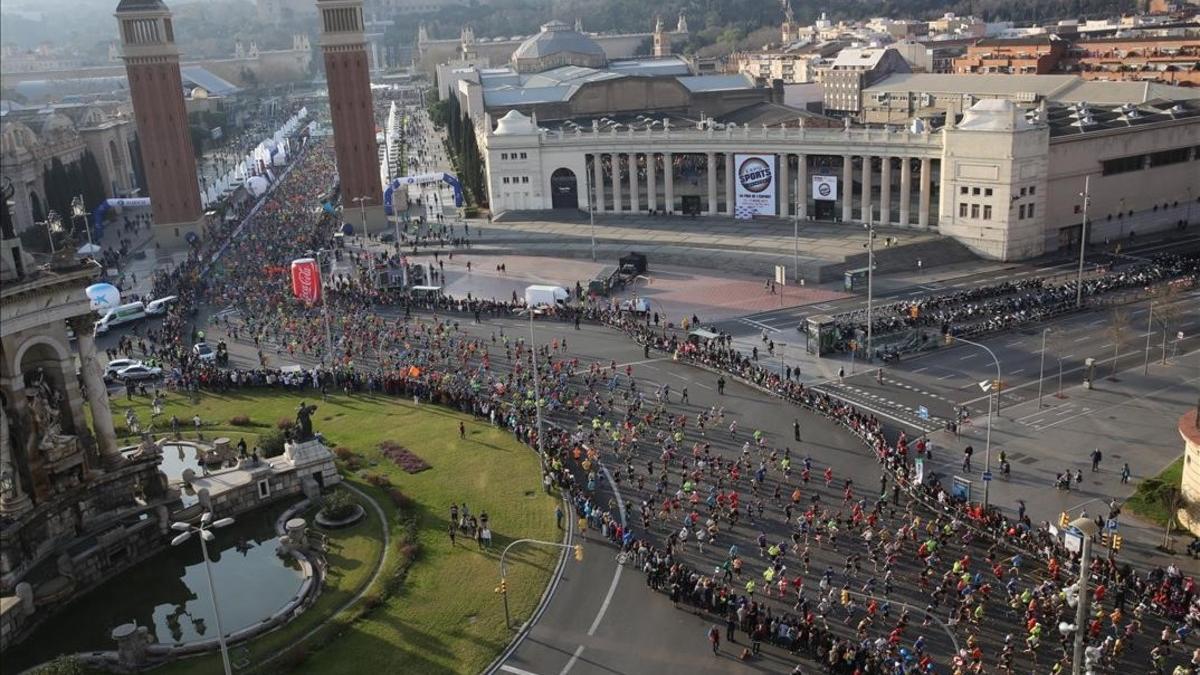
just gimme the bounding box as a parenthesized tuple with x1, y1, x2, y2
(812, 175, 838, 201)
(290, 257, 322, 304)
(734, 154, 776, 219)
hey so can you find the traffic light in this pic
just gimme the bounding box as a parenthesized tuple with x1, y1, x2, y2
(495, 579, 508, 594)
(944, 334, 955, 345)
(1112, 534, 1123, 552)
(993, 380, 1004, 392)
(574, 544, 584, 562)
(1100, 532, 1111, 547)
(1059, 512, 1070, 529)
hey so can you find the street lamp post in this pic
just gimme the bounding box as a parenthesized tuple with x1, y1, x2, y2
(44, 210, 62, 254)
(498, 537, 583, 628)
(352, 196, 371, 235)
(1037, 328, 1050, 408)
(1069, 517, 1100, 675)
(793, 173, 800, 283)
(1143, 298, 1154, 375)
(1075, 176, 1091, 309)
(315, 249, 335, 366)
(524, 309, 546, 460)
(865, 218, 875, 361)
(951, 335, 1001, 508)
(587, 168, 597, 262)
(71, 195, 93, 250)
(170, 512, 236, 675)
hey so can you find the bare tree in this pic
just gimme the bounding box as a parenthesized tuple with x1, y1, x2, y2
(1151, 283, 1183, 365)
(1107, 308, 1129, 379)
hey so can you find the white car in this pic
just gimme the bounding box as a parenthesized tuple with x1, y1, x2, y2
(115, 364, 162, 382)
(105, 359, 143, 379)
(193, 342, 217, 362)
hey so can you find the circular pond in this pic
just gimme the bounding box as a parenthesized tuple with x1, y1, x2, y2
(11, 501, 305, 672)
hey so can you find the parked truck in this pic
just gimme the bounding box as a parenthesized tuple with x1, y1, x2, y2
(618, 252, 648, 283)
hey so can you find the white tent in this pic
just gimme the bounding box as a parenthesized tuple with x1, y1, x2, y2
(76, 242, 102, 256)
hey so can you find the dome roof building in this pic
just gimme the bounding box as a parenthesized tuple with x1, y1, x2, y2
(511, 20, 607, 73)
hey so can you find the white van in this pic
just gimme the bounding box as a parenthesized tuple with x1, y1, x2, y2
(144, 296, 178, 316)
(524, 285, 569, 312)
(95, 302, 147, 335)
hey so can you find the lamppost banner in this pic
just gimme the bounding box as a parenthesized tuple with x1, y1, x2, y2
(734, 154, 776, 219)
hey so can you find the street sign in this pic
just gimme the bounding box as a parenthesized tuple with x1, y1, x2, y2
(982, 471, 993, 482)
(951, 476, 971, 502)
(1106, 518, 1119, 532)
(774, 265, 787, 286)
(1064, 530, 1083, 554)
(917, 405, 930, 420)
(914, 457, 925, 485)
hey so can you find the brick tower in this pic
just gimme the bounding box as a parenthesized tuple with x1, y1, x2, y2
(114, 0, 203, 246)
(318, 0, 382, 225)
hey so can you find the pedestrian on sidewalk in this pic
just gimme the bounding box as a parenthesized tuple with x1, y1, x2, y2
(1090, 448, 1103, 472)
(1120, 462, 1131, 484)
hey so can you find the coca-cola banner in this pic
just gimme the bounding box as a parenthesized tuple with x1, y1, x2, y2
(290, 257, 321, 303)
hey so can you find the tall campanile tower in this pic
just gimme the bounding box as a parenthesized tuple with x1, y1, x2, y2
(318, 0, 382, 221)
(114, 0, 202, 245)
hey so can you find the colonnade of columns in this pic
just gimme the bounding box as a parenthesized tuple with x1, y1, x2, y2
(585, 151, 936, 228)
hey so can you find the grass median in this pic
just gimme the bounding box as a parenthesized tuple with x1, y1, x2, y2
(104, 389, 559, 674)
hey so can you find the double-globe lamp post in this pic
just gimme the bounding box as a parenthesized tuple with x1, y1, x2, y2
(171, 511, 236, 675)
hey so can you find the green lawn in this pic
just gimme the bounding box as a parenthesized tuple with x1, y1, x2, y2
(1124, 455, 1185, 527)
(108, 390, 559, 674)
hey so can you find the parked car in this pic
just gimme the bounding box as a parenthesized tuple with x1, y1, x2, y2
(105, 359, 143, 379)
(115, 364, 162, 382)
(193, 342, 217, 362)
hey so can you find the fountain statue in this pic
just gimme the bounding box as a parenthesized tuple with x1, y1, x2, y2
(294, 402, 318, 442)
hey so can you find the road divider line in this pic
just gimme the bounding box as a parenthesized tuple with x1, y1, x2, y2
(501, 665, 543, 675)
(558, 646, 585, 675)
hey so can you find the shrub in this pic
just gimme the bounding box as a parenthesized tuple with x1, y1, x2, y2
(229, 415, 252, 426)
(276, 417, 295, 431)
(32, 656, 83, 675)
(364, 473, 392, 488)
(260, 428, 287, 458)
(321, 490, 358, 520)
(398, 542, 422, 563)
(279, 646, 309, 671)
(333, 446, 355, 461)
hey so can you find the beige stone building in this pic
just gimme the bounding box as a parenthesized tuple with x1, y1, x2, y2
(1177, 408, 1200, 536)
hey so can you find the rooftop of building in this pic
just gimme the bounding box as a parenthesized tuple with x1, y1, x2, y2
(511, 20, 606, 62)
(478, 56, 756, 108)
(114, 0, 168, 13)
(864, 72, 1200, 104)
(1042, 98, 1200, 137)
(831, 47, 891, 69)
(971, 35, 1064, 48)
(498, 103, 835, 135)
(180, 66, 240, 97)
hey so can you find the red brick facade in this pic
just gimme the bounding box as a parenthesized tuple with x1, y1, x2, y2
(125, 58, 201, 227)
(323, 46, 381, 206)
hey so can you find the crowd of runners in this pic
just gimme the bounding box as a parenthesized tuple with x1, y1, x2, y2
(113, 131, 1199, 674)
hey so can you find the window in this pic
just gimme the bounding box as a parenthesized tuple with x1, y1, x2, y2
(983, 205, 992, 220)
(959, 203, 969, 217)
(1020, 187, 1028, 197)
(971, 204, 980, 218)
(1019, 204, 1026, 219)
(502, 177, 510, 184)
(984, 188, 993, 197)
(257, 479, 271, 499)
(1027, 204, 1035, 218)
(522, 176, 530, 183)
(520, 152, 528, 159)
(501, 153, 508, 160)
(972, 187, 981, 196)
(1148, 147, 1190, 167)
(1102, 155, 1144, 176)
(960, 186, 969, 195)
(1029, 186, 1036, 195)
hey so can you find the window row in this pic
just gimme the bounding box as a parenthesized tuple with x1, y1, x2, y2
(501, 176, 531, 184)
(1101, 145, 1198, 176)
(499, 152, 528, 160)
(958, 202, 993, 220)
(958, 185, 994, 197)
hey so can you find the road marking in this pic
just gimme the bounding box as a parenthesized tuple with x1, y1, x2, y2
(938, 373, 955, 380)
(611, 357, 668, 369)
(959, 354, 976, 361)
(1074, 336, 1090, 342)
(912, 367, 928, 374)
(587, 464, 627, 638)
(739, 317, 779, 332)
(501, 665, 544, 675)
(559, 646, 585, 675)
(1009, 369, 1025, 375)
